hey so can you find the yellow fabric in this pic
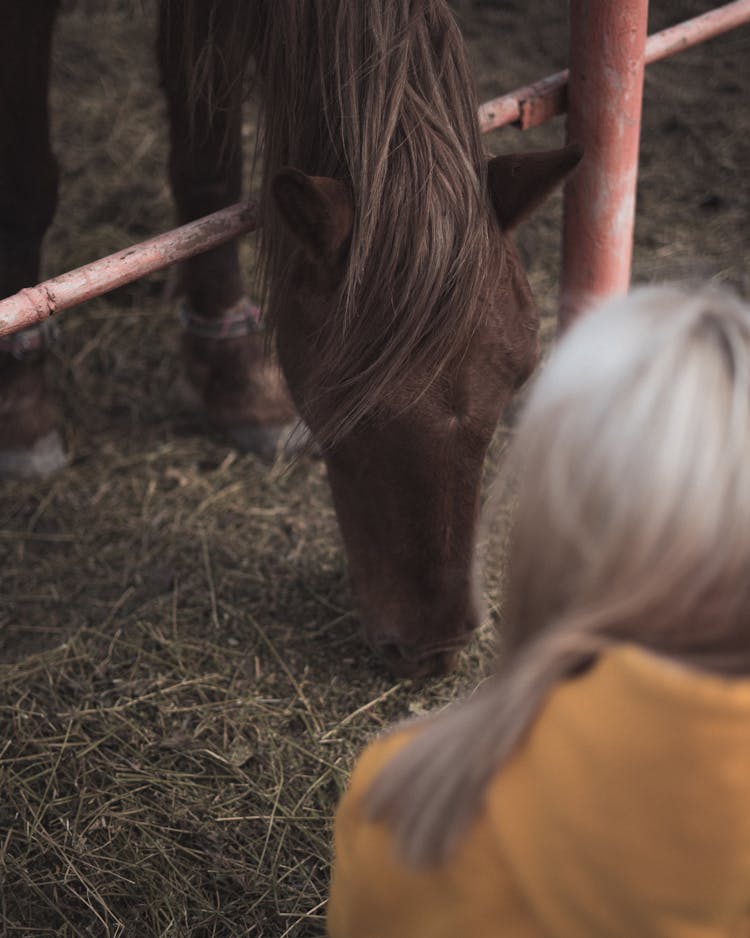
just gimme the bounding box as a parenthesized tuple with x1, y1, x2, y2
(328, 646, 750, 938)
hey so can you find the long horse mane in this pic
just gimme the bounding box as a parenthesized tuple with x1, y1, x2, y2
(187, 0, 494, 446)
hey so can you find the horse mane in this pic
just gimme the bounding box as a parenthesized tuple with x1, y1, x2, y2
(186, 0, 494, 446)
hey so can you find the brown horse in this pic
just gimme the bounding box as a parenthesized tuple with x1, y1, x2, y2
(0, 0, 579, 675)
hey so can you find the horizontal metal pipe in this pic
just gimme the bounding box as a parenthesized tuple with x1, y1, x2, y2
(479, 0, 750, 132)
(478, 68, 567, 133)
(0, 201, 260, 336)
(645, 0, 750, 63)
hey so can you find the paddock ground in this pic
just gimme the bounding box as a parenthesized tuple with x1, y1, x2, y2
(1, 2, 748, 934)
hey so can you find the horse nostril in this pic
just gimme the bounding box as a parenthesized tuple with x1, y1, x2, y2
(376, 643, 409, 673)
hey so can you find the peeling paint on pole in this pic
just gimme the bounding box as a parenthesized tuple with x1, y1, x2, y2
(560, 0, 649, 326)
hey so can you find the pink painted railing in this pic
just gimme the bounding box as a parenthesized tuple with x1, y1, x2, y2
(0, 202, 260, 337)
(478, 0, 750, 133)
(1, 0, 748, 337)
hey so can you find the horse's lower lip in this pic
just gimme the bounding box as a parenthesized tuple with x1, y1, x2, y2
(383, 647, 460, 679)
(371, 631, 476, 665)
(404, 638, 474, 662)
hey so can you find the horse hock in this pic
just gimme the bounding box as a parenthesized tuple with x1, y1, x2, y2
(159, 0, 301, 459)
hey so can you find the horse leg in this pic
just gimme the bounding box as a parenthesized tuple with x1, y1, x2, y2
(156, 1, 299, 460)
(0, 0, 65, 478)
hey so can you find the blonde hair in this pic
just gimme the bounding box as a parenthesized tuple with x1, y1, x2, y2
(366, 284, 750, 866)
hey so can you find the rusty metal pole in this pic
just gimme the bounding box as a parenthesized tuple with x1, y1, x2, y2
(560, 0, 650, 326)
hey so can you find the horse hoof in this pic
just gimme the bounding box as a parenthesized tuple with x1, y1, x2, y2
(225, 420, 317, 461)
(0, 430, 67, 479)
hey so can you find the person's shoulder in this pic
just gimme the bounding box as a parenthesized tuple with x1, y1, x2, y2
(345, 725, 420, 803)
(332, 724, 420, 866)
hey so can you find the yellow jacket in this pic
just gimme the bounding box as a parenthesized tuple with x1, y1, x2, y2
(328, 646, 750, 937)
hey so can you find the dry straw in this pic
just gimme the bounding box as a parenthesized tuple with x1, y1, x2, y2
(2, 0, 747, 934)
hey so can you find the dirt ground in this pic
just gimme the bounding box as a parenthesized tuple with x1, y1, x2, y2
(1, 2, 748, 935)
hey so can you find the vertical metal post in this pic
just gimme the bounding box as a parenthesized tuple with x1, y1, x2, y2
(560, 0, 649, 326)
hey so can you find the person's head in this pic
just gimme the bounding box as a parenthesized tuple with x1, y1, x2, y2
(366, 284, 750, 865)
(505, 283, 750, 665)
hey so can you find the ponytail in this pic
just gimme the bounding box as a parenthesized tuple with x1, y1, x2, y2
(366, 622, 610, 867)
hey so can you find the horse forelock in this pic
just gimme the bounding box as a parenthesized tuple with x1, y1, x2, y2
(189, 0, 496, 447)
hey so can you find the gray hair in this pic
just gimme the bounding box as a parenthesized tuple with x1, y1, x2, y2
(365, 285, 750, 866)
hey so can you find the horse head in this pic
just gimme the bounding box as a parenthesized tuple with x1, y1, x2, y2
(270, 145, 581, 676)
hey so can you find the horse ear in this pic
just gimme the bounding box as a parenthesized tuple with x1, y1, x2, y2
(271, 168, 353, 265)
(488, 144, 583, 231)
